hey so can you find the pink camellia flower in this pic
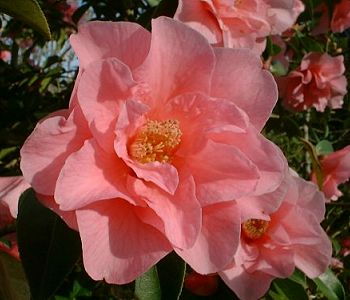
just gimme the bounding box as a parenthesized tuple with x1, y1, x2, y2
(331, 0, 350, 33)
(278, 52, 347, 112)
(20, 17, 286, 284)
(0, 176, 30, 221)
(312, 145, 350, 201)
(0, 50, 11, 63)
(0, 176, 30, 260)
(174, 0, 304, 54)
(219, 170, 332, 300)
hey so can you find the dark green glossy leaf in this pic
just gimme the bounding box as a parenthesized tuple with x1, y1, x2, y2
(17, 188, 82, 300)
(288, 269, 307, 288)
(0, 0, 51, 39)
(157, 252, 186, 300)
(135, 266, 161, 300)
(269, 277, 308, 300)
(313, 268, 346, 300)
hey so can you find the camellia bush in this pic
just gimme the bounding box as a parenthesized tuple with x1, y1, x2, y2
(0, 0, 349, 299)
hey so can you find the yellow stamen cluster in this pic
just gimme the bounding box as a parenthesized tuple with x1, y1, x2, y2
(242, 219, 270, 240)
(129, 119, 182, 164)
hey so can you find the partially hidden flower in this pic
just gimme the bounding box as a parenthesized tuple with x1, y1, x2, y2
(0, 176, 30, 260)
(0, 176, 29, 222)
(278, 52, 347, 112)
(219, 170, 331, 300)
(0, 50, 11, 63)
(184, 272, 219, 296)
(174, 0, 304, 54)
(20, 17, 286, 284)
(331, 0, 350, 33)
(312, 145, 350, 201)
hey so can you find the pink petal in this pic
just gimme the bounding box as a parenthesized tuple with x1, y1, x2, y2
(176, 202, 241, 274)
(0, 176, 30, 218)
(135, 17, 215, 103)
(220, 265, 274, 300)
(77, 59, 136, 152)
(210, 48, 278, 131)
(189, 140, 259, 205)
(55, 139, 137, 210)
(76, 199, 172, 284)
(20, 108, 90, 195)
(293, 230, 332, 278)
(70, 21, 151, 69)
(128, 172, 201, 249)
(174, 0, 222, 45)
(291, 174, 325, 222)
(211, 124, 287, 196)
(162, 93, 249, 156)
(237, 175, 288, 221)
(249, 246, 294, 278)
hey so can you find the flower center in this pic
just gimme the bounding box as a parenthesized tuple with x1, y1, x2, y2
(129, 119, 182, 164)
(242, 219, 269, 240)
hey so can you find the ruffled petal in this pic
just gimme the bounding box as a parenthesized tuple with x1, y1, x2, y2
(77, 58, 136, 152)
(210, 48, 278, 131)
(55, 139, 137, 210)
(174, 0, 222, 45)
(20, 108, 90, 195)
(135, 17, 215, 103)
(189, 140, 259, 205)
(220, 265, 274, 300)
(128, 172, 201, 249)
(76, 199, 172, 284)
(70, 21, 151, 69)
(176, 202, 241, 274)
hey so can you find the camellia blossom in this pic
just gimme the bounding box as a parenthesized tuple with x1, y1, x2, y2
(0, 176, 29, 260)
(219, 170, 332, 300)
(278, 52, 347, 112)
(174, 0, 304, 54)
(0, 50, 11, 63)
(312, 145, 350, 201)
(20, 17, 287, 284)
(0, 176, 29, 221)
(331, 0, 350, 33)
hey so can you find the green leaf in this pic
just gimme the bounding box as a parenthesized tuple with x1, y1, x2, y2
(288, 269, 307, 288)
(0, 251, 30, 300)
(316, 140, 334, 156)
(266, 37, 282, 57)
(0, 146, 17, 161)
(270, 61, 288, 76)
(313, 268, 346, 300)
(269, 278, 308, 300)
(17, 189, 82, 300)
(157, 252, 186, 300)
(0, 0, 51, 39)
(147, 0, 162, 7)
(135, 266, 161, 300)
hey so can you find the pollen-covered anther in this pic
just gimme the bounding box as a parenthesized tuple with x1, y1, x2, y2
(129, 119, 182, 164)
(242, 219, 270, 240)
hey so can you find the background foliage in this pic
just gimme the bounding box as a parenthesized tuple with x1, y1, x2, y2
(0, 0, 349, 299)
